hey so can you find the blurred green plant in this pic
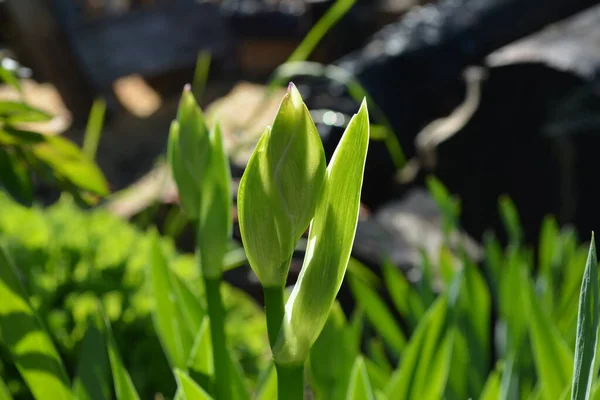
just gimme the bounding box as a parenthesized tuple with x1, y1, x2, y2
(0, 66, 109, 206)
(2, 72, 600, 400)
(0, 192, 268, 399)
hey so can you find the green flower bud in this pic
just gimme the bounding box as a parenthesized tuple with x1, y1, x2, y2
(237, 83, 326, 287)
(168, 88, 232, 278)
(273, 100, 370, 365)
(167, 88, 210, 220)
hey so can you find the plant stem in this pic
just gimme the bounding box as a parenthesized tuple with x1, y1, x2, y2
(264, 285, 285, 348)
(204, 275, 230, 400)
(275, 362, 304, 400)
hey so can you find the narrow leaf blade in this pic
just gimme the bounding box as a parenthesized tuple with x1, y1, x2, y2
(174, 369, 213, 400)
(347, 356, 375, 400)
(571, 234, 599, 400)
(0, 244, 72, 400)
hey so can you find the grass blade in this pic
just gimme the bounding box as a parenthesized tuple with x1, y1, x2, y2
(187, 318, 214, 396)
(571, 234, 598, 400)
(498, 195, 522, 247)
(104, 317, 140, 400)
(255, 364, 277, 400)
(480, 363, 501, 400)
(278, 0, 355, 71)
(148, 233, 197, 369)
(73, 317, 111, 400)
(0, 375, 13, 400)
(385, 296, 453, 400)
(382, 262, 425, 331)
(174, 369, 213, 400)
(82, 98, 106, 161)
(347, 356, 375, 400)
(309, 302, 357, 400)
(527, 274, 574, 399)
(0, 243, 72, 400)
(192, 51, 211, 103)
(348, 277, 406, 355)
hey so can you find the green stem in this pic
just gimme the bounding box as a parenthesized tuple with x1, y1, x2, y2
(264, 285, 285, 348)
(275, 362, 304, 400)
(204, 275, 230, 400)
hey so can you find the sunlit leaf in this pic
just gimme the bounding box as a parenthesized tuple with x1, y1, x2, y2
(31, 134, 109, 195)
(480, 363, 501, 400)
(82, 98, 106, 161)
(0, 101, 52, 123)
(527, 274, 574, 399)
(385, 296, 453, 400)
(0, 243, 72, 400)
(255, 364, 277, 400)
(382, 261, 425, 331)
(174, 369, 213, 400)
(348, 277, 406, 355)
(104, 318, 140, 400)
(571, 235, 598, 400)
(347, 356, 375, 400)
(498, 195, 522, 247)
(0, 66, 21, 92)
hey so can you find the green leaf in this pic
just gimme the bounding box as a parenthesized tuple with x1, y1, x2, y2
(148, 233, 197, 369)
(0, 372, 14, 400)
(73, 318, 111, 400)
(571, 234, 599, 400)
(174, 369, 213, 400)
(104, 318, 140, 400)
(255, 364, 277, 400)
(347, 356, 375, 400)
(196, 122, 233, 278)
(237, 83, 326, 286)
(448, 260, 491, 398)
(309, 302, 357, 400)
(480, 363, 501, 400)
(348, 277, 406, 355)
(0, 101, 52, 123)
(500, 248, 528, 352)
(498, 195, 522, 247)
(363, 358, 391, 393)
(192, 51, 211, 102)
(284, 0, 356, 64)
(425, 175, 460, 238)
(273, 100, 370, 365)
(499, 352, 519, 400)
(385, 296, 453, 400)
(187, 318, 214, 395)
(0, 66, 21, 92)
(0, 243, 73, 400)
(82, 98, 106, 161)
(382, 261, 425, 331)
(226, 348, 250, 400)
(0, 148, 32, 206)
(527, 274, 574, 400)
(31, 134, 109, 195)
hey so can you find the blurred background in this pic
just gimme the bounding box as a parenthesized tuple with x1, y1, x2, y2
(2, 0, 600, 397)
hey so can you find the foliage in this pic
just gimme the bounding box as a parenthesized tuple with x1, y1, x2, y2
(0, 193, 267, 399)
(0, 66, 109, 206)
